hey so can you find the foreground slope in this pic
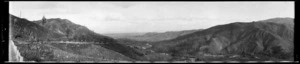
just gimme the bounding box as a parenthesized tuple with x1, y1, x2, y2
(151, 18, 294, 61)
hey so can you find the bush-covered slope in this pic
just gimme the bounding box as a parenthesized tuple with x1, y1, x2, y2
(151, 18, 294, 61)
(32, 17, 145, 60)
(10, 14, 145, 61)
(32, 18, 113, 42)
(261, 17, 294, 29)
(10, 15, 63, 41)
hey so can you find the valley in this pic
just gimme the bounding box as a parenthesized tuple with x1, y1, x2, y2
(9, 14, 294, 62)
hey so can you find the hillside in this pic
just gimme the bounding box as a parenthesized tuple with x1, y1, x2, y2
(10, 14, 144, 61)
(10, 15, 63, 42)
(151, 18, 294, 61)
(33, 16, 146, 60)
(261, 17, 294, 26)
(32, 18, 113, 42)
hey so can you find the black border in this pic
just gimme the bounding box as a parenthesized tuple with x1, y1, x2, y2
(4, 0, 298, 1)
(1, 0, 9, 63)
(1, 0, 298, 63)
(294, 0, 298, 63)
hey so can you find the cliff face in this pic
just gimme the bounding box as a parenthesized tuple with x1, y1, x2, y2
(151, 18, 294, 61)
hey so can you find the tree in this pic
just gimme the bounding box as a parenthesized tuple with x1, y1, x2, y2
(42, 16, 46, 25)
(65, 29, 71, 38)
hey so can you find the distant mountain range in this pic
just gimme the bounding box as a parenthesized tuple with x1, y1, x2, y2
(104, 29, 200, 42)
(103, 33, 146, 39)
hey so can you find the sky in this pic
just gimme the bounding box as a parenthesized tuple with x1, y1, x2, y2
(9, 1, 294, 34)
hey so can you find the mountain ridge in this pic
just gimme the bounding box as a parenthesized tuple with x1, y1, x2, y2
(10, 14, 145, 61)
(150, 18, 294, 61)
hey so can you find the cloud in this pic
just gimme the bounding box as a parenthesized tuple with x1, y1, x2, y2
(103, 17, 122, 21)
(109, 2, 137, 8)
(36, 2, 60, 9)
(9, 2, 294, 33)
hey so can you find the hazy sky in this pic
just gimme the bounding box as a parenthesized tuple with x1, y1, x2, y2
(9, 1, 294, 34)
